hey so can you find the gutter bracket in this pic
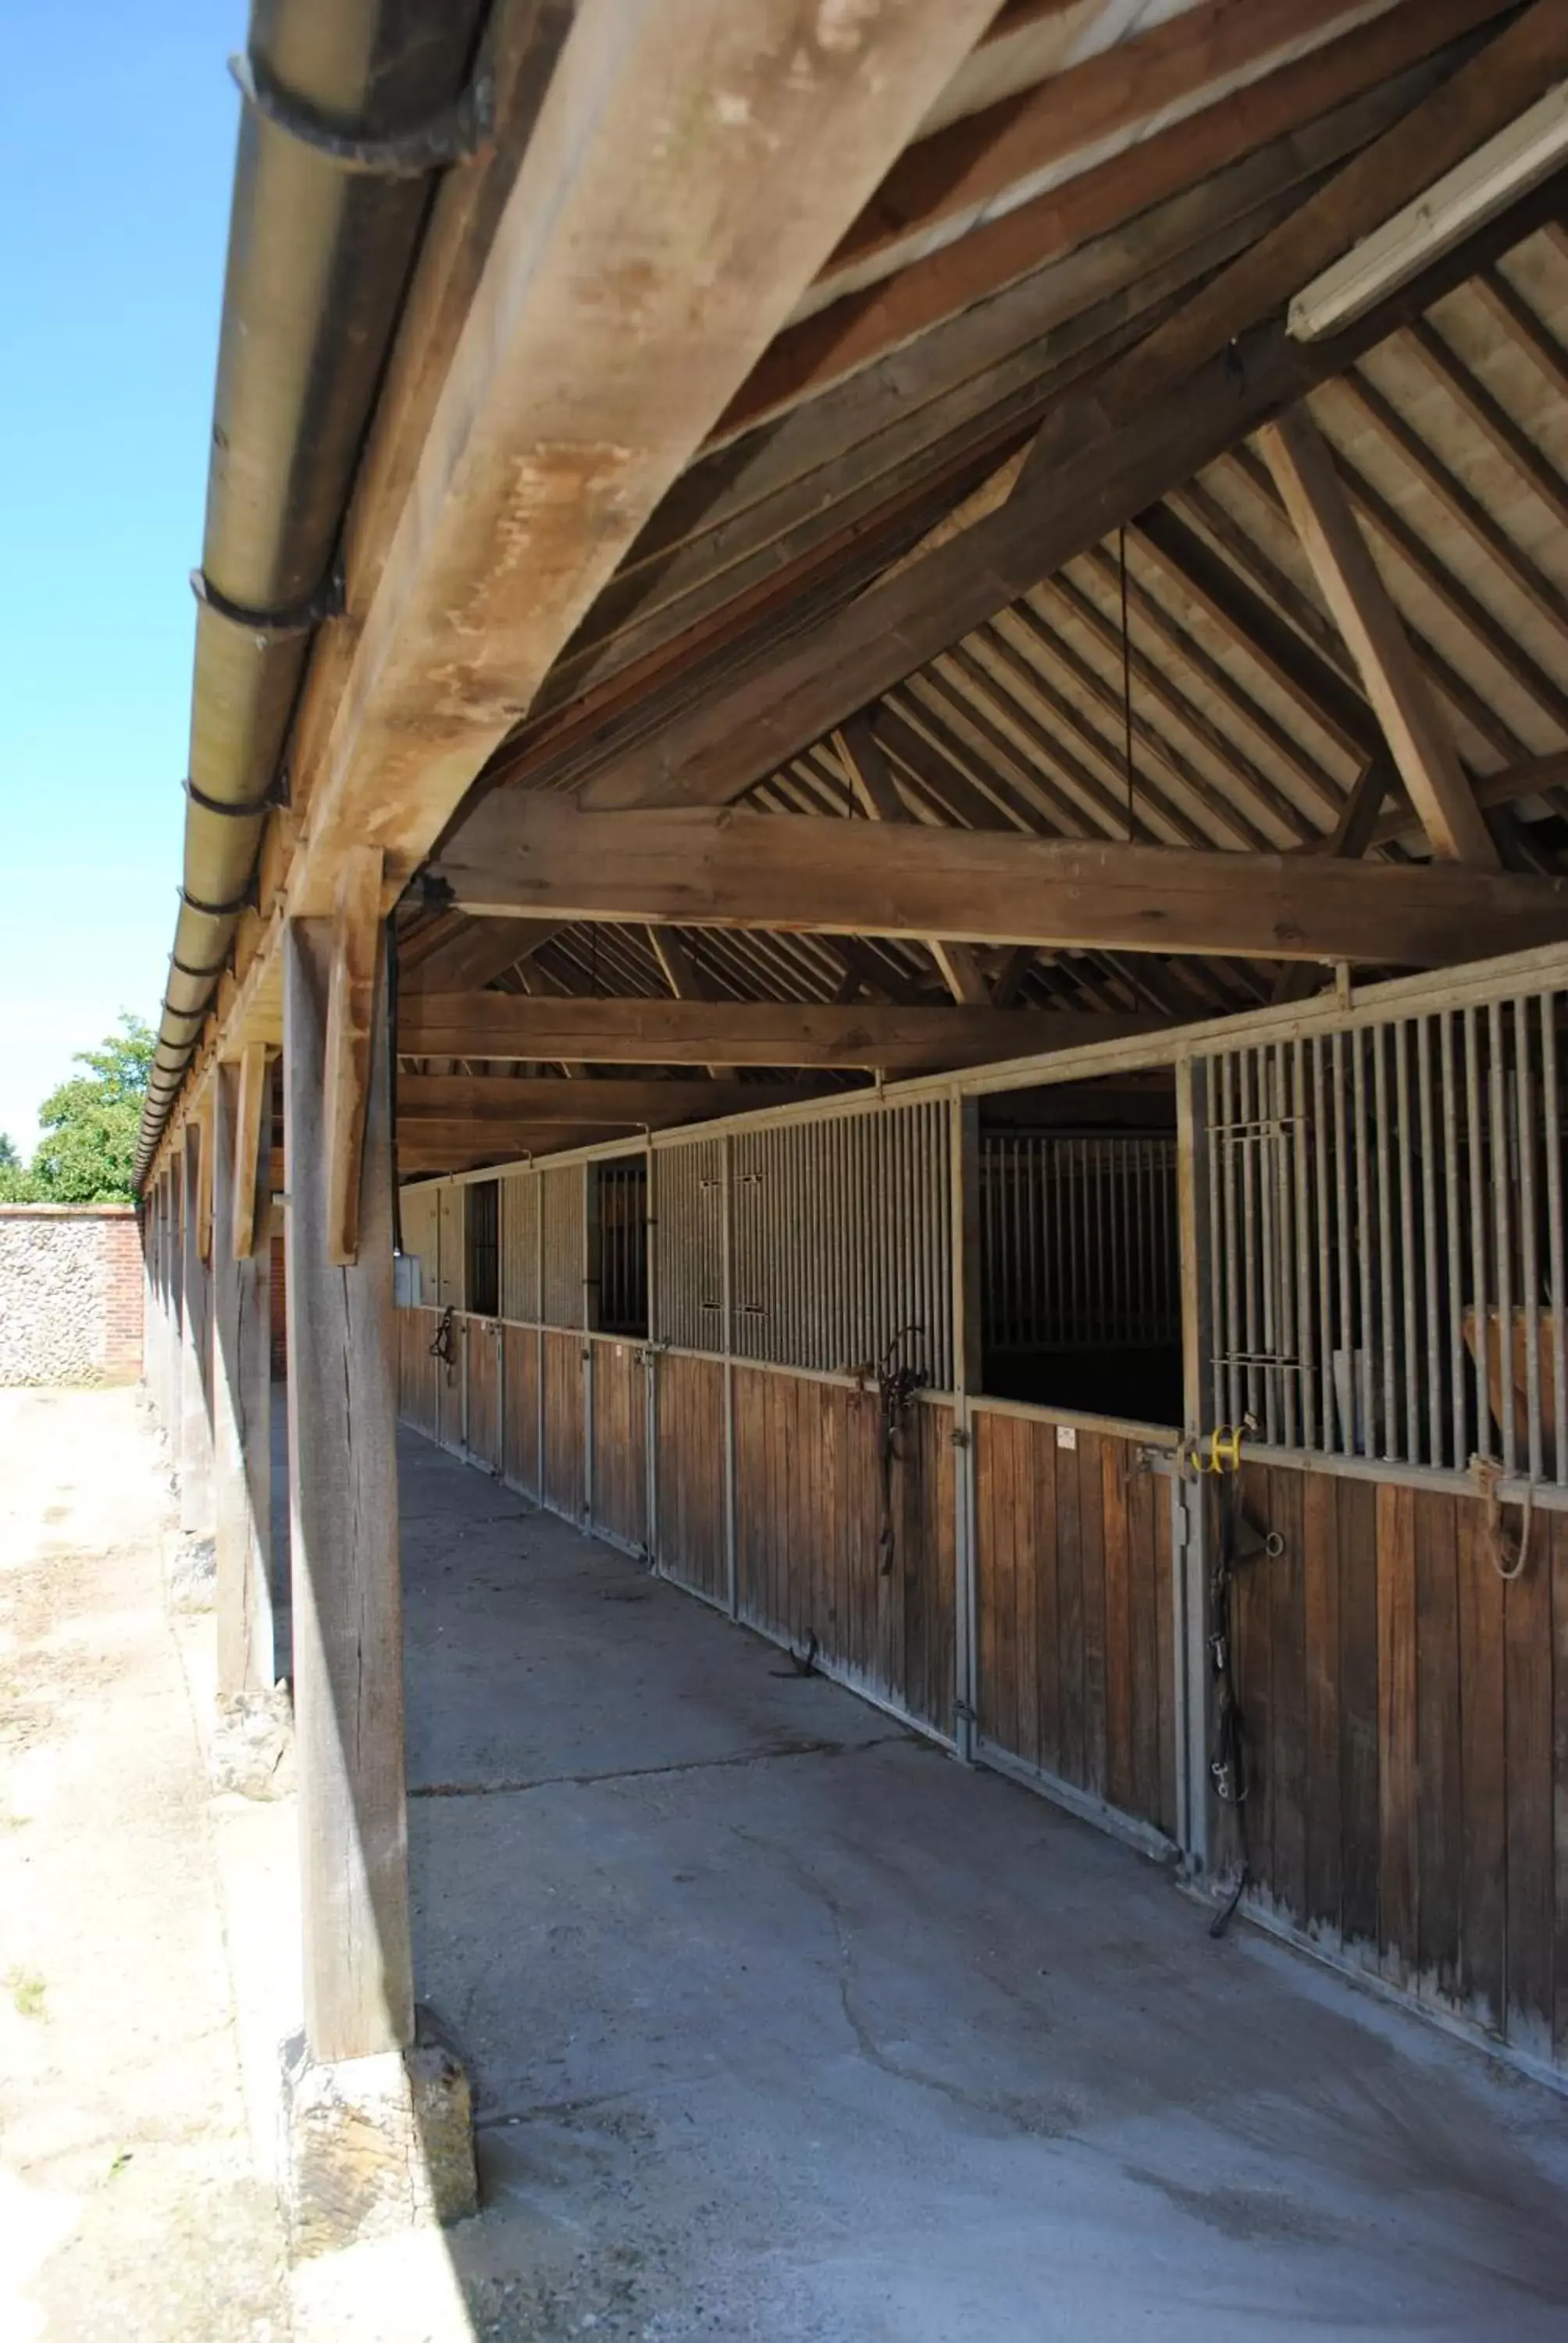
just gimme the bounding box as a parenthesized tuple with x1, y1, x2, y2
(191, 557, 346, 641)
(230, 48, 496, 178)
(184, 776, 274, 820)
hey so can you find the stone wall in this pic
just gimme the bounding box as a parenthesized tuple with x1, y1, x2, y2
(0, 1206, 144, 1385)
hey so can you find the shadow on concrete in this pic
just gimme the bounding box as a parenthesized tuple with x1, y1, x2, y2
(397, 1425, 1568, 2341)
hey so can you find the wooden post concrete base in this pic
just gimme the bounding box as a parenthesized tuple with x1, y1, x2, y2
(281, 915, 475, 2241)
(277, 2010, 478, 2258)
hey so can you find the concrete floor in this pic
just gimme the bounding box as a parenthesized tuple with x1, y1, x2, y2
(0, 1389, 288, 2341)
(400, 1428, 1568, 2342)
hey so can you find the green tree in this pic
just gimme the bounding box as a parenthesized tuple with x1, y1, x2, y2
(0, 1132, 38, 1203)
(24, 1016, 155, 1204)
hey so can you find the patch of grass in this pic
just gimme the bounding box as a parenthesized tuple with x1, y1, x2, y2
(5, 1965, 46, 2020)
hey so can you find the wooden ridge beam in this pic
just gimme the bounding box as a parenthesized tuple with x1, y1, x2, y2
(430, 797, 1568, 968)
(397, 992, 1164, 1073)
(579, 159, 1568, 818)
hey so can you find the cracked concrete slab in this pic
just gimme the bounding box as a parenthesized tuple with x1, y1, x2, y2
(8, 1386, 1568, 2341)
(399, 1426, 1568, 2341)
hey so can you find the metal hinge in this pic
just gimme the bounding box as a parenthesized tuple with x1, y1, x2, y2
(950, 1426, 971, 1449)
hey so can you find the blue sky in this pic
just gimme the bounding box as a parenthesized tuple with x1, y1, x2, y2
(0, 3, 244, 1154)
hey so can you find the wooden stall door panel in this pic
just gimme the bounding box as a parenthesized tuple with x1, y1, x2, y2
(501, 1325, 540, 1496)
(397, 1308, 440, 1440)
(974, 1410, 1172, 1836)
(730, 1370, 953, 1733)
(435, 1314, 463, 1455)
(900, 1399, 955, 1739)
(467, 1320, 501, 1472)
(1503, 1491, 1555, 2063)
(1221, 1460, 1567, 2074)
(656, 1353, 727, 1603)
(543, 1328, 585, 1521)
(590, 1339, 648, 1553)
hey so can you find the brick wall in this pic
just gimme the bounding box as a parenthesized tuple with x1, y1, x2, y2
(0, 1205, 144, 1385)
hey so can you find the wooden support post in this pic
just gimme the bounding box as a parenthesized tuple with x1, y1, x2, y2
(325, 850, 385, 1268)
(146, 1182, 166, 1435)
(212, 1054, 279, 1746)
(198, 1091, 216, 1264)
(231, 1041, 269, 1261)
(163, 1173, 184, 1472)
(722, 1132, 737, 1621)
(283, 915, 414, 2063)
(950, 1094, 982, 1764)
(179, 1123, 215, 1546)
(1174, 1057, 1213, 1874)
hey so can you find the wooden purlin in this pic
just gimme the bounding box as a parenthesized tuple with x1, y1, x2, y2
(398, 993, 1166, 1072)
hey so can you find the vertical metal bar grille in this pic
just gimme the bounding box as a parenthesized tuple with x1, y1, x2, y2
(597, 1161, 648, 1336)
(501, 1172, 540, 1321)
(980, 1134, 1180, 1357)
(654, 1137, 725, 1353)
(659, 1103, 951, 1386)
(541, 1163, 586, 1328)
(1201, 982, 1566, 1483)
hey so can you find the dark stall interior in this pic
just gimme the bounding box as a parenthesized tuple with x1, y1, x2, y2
(978, 1074, 1181, 1426)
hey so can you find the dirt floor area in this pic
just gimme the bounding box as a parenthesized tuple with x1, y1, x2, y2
(4, 1386, 1568, 2340)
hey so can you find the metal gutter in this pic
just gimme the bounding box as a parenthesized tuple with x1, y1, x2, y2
(137, 0, 490, 1186)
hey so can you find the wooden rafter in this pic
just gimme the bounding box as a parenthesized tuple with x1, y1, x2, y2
(579, 158, 1567, 820)
(834, 714, 992, 1002)
(1256, 405, 1497, 865)
(712, 0, 1513, 440)
(401, 916, 566, 994)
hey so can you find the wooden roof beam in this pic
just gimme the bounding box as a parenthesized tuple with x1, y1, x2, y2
(713, 0, 1514, 440)
(581, 136, 1568, 820)
(430, 796, 1568, 968)
(800, 0, 1420, 321)
(251, 0, 1009, 931)
(1256, 405, 1498, 865)
(398, 993, 1161, 1074)
(400, 1074, 843, 1126)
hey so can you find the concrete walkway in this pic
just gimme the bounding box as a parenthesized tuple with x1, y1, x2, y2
(402, 1428, 1568, 2342)
(0, 1388, 287, 2341)
(5, 1389, 1567, 2340)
